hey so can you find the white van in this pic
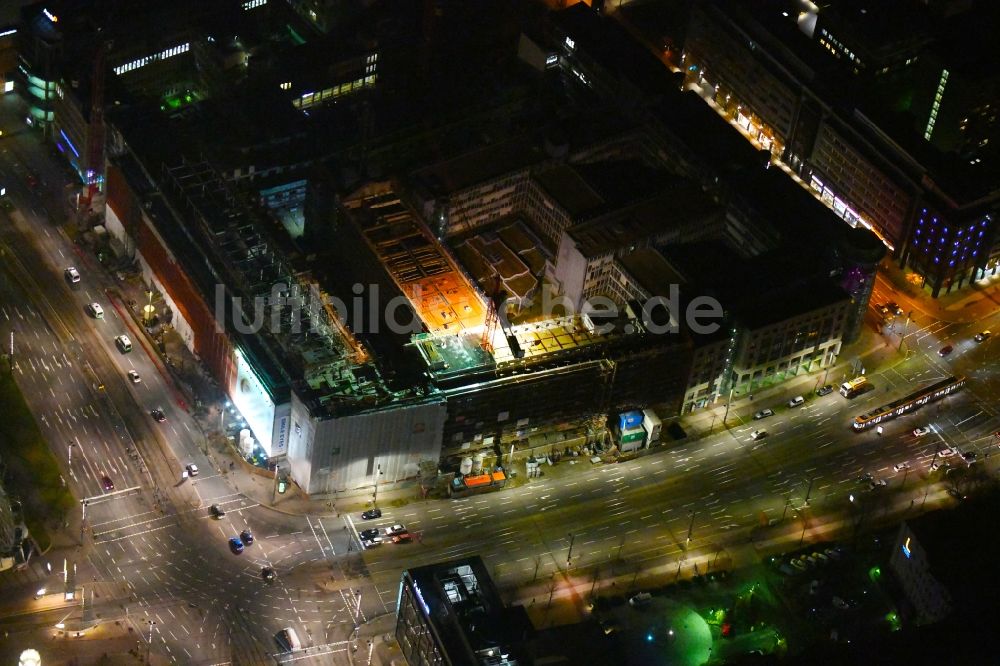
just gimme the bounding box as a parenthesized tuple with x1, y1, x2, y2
(115, 335, 133, 354)
(276, 627, 302, 652)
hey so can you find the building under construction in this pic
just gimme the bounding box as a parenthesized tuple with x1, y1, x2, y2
(104, 147, 691, 494)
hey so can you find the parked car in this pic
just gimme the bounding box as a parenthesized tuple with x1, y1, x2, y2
(930, 460, 946, 472)
(974, 330, 992, 342)
(391, 532, 412, 544)
(64, 267, 81, 284)
(361, 508, 382, 520)
(912, 426, 931, 437)
(788, 396, 805, 408)
(885, 302, 903, 315)
(628, 592, 652, 608)
(385, 524, 407, 536)
(753, 409, 774, 420)
(937, 447, 957, 457)
(751, 430, 768, 441)
(868, 478, 887, 490)
(101, 476, 114, 491)
(185, 463, 199, 476)
(128, 370, 141, 383)
(816, 385, 834, 396)
(240, 529, 254, 545)
(893, 462, 911, 472)
(938, 345, 954, 357)
(228, 537, 245, 554)
(962, 451, 978, 465)
(210, 504, 226, 518)
(360, 528, 380, 541)
(261, 567, 276, 582)
(823, 546, 845, 561)
(86, 302, 104, 318)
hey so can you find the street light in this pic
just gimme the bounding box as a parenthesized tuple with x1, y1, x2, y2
(143, 290, 155, 323)
(686, 510, 695, 544)
(567, 532, 575, 565)
(68, 442, 75, 465)
(147, 620, 156, 665)
(372, 463, 383, 508)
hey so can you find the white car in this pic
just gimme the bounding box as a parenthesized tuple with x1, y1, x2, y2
(893, 462, 911, 473)
(788, 396, 805, 408)
(115, 335, 133, 353)
(753, 409, 774, 420)
(64, 267, 81, 283)
(87, 303, 104, 318)
(912, 426, 931, 437)
(937, 447, 957, 458)
(385, 524, 407, 536)
(128, 370, 141, 383)
(751, 430, 767, 441)
(186, 463, 199, 477)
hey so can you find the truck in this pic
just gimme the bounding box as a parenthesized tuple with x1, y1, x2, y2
(840, 376, 872, 398)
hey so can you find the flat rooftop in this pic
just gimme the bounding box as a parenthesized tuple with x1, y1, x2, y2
(412, 137, 547, 197)
(416, 314, 637, 382)
(452, 217, 551, 303)
(402, 556, 532, 666)
(532, 164, 606, 219)
(568, 181, 722, 258)
(344, 187, 485, 334)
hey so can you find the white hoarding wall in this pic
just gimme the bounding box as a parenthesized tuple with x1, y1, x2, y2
(290, 399, 447, 495)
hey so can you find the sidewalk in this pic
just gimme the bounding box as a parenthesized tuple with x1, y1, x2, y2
(878, 258, 1000, 325)
(676, 327, 898, 440)
(510, 484, 958, 631)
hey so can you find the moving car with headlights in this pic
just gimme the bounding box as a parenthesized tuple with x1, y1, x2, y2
(115, 335, 132, 353)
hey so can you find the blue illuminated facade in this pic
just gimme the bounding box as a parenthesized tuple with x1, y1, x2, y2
(906, 205, 995, 297)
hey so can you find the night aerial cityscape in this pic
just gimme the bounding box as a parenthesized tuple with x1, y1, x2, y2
(1, 0, 1000, 664)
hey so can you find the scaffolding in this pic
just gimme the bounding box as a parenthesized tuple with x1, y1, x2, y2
(160, 162, 376, 406)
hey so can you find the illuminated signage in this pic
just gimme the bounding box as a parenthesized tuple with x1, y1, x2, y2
(231, 348, 276, 453)
(43, 8, 58, 22)
(902, 537, 912, 559)
(275, 416, 288, 453)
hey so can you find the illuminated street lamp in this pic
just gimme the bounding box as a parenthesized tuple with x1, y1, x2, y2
(143, 290, 155, 323)
(18, 649, 41, 666)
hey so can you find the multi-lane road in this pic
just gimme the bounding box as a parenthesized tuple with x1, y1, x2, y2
(1, 101, 1000, 665)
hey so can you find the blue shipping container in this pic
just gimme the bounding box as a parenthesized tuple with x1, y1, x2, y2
(619, 411, 643, 431)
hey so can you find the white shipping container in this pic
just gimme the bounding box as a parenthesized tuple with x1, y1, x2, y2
(642, 409, 662, 445)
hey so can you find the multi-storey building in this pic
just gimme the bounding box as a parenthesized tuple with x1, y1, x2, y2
(396, 556, 534, 666)
(553, 179, 725, 310)
(680, 0, 1000, 297)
